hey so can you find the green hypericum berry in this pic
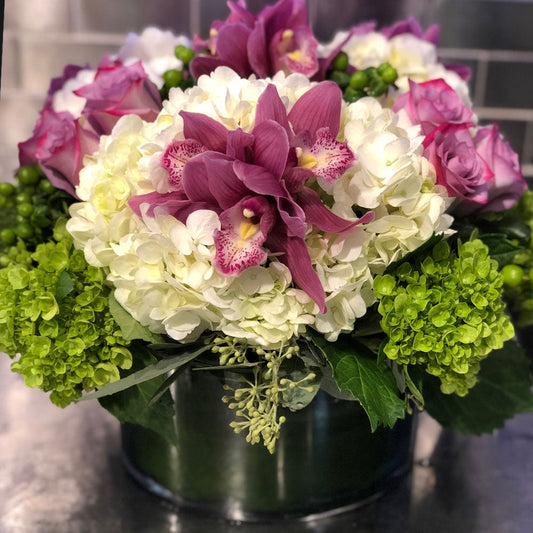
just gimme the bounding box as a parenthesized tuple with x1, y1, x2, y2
(175, 44, 195, 65)
(15, 222, 34, 239)
(0, 182, 16, 196)
(364, 66, 379, 80)
(163, 69, 183, 87)
(344, 87, 365, 103)
(17, 203, 34, 218)
(0, 228, 16, 245)
(15, 192, 31, 205)
(331, 51, 349, 71)
(501, 264, 524, 287)
(330, 70, 351, 89)
(380, 65, 398, 84)
(17, 166, 40, 185)
(368, 79, 388, 97)
(349, 71, 368, 90)
(38, 179, 55, 194)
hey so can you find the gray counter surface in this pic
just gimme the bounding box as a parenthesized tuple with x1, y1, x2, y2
(2, 355, 533, 533)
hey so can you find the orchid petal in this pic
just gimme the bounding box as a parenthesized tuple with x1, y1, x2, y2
(252, 119, 290, 179)
(295, 187, 374, 234)
(288, 81, 342, 138)
(215, 23, 253, 77)
(161, 139, 207, 192)
(128, 190, 212, 221)
(300, 127, 355, 183)
(180, 111, 228, 152)
(190, 56, 235, 79)
(282, 166, 313, 192)
(213, 196, 275, 275)
(227, 0, 256, 27)
(227, 129, 254, 162)
(247, 18, 270, 78)
(255, 84, 290, 135)
(181, 153, 217, 204)
(233, 160, 286, 197)
(267, 229, 326, 313)
(203, 153, 250, 209)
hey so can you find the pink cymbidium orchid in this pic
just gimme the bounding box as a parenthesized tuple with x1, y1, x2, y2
(191, 0, 319, 79)
(130, 82, 371, 312)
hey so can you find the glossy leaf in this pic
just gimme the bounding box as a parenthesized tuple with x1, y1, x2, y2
(307, 331, 405, 431)
(423, 341, 533, 434)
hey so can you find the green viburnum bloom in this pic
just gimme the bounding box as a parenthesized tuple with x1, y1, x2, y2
(0, 233, 132, 407)
(374, 239, 514, 396)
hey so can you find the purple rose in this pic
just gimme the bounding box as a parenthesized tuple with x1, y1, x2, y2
(191, 0, 319, 79)
(18, 110, 99, 198)
(393, 79, 473, 135)
(472, 125, 527, 213)
(43, 64, 88, 112)
(423, 124, 494, 209)
(75, 58, 161, 135)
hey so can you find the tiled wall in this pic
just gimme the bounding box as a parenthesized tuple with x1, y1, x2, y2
(1, 0, 533, 180)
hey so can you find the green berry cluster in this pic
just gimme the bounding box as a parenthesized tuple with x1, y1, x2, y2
(501, 191, 533, 326)
(374, 239, 514, 396)
(0, 227, 132, 407)
(328, 52, 398, 103)
(159, 45, 196, 101)
(0, 166, 73, 261)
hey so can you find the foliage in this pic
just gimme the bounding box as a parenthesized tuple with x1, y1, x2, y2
(0, 230, 132, 407)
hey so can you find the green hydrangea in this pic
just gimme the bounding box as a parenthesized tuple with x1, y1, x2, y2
(0, 233, 132, 407)
(374, 239, 514, 396)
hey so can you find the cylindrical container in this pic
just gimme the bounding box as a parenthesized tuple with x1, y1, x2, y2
(122, 368, 415, 521)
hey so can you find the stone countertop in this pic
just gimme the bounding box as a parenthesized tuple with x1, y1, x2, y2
(1, 355, 533, 533)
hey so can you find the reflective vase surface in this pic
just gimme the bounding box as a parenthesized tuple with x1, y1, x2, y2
(121, 367, 416, 521)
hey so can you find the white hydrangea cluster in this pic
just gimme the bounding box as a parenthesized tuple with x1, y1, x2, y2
(67, 67, 451, 348)
(330, 96, 453, 272)
(321, 30, 470, 105)
(117, 27, 191, 89)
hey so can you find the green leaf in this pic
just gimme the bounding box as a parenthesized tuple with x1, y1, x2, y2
(79, 342, 211, 401)
(384, 233, 443, 274)
(108, 292, 164, 343)
(478, 233, 524, 267)
(99, 343, 178, 446)
(423, 341, 533, 434)
(55, 271, 74, 301)
(307, 330, 405, 431)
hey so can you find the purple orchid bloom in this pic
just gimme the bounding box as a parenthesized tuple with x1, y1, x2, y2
(381, 17, 440, 45)
(191, 0, 319, 79)
(130, 82, 372, 312)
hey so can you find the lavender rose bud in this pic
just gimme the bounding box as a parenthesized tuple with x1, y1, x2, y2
(471, 125, 527, 213)
(75, 58, 161, 135)
(423, 124, 494, 209)
(18, 110, 99, 198)
(393, 79, 473, 135)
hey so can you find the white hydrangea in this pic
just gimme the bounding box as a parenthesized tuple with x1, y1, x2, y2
(52, 68, 96, 118)
(117, 27, 191, 89)
(67, 67, 451, 348)
(327, 30, 471, 105)
(330, 96, 453, 272)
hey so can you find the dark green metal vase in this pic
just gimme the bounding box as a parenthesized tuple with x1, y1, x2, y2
(121, 368, 415, 521)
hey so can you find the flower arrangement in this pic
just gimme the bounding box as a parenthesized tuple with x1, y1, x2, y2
(2, 0, 533, 458)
